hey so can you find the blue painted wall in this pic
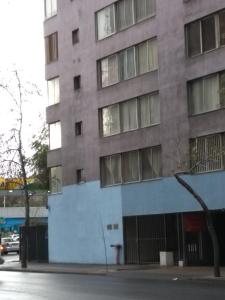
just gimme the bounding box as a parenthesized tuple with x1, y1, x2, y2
(48, 171, 225, 264)
(122, 171, 225, 216)
(48, 182, 124, 264)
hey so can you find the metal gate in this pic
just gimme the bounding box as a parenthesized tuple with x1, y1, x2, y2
(124, 214, 178, 264)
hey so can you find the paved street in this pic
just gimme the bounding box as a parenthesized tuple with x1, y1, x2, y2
(0, 270, 225, 300)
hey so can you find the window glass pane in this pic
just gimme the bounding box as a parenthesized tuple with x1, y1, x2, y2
(202, 16, 216, 52)
(49, 122, 61, 150)
(101, 156, 112, 186)
(148, 39, 158, 71)
(140, 95, 151, 128)
(97, 5, 115, 40)
(189, 80, 203, 115)
(117, 0, 134, 30)
(51, 0, 57, 16)
(101, 58, 109, 87)
(102, 104, 120, 136)
(137, 41, 148, 74)
(121, 99, 138, 132)
(220, 72, 225, 107)
(187, 21, 201, 57)
(219, 11, 225, 46)
(141, 147, 161, 180)
(50, 166, 62, 193)
(146, 0, 156, 17)
(45, 0, 52, 18)
(47, 77, 60, 106)
(150, 94, 160, 124)
(101, 155, 121, 186)
(120, 47, 136, 80)
(136, 0, 156, 22)
(101, 55, 119, 87)
(203, 75, 220, 112)
(111, 154, 122, 184)
(45, 33, 58, 64)
(122, 151, 139, 182)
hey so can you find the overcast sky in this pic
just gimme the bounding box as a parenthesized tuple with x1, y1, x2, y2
(0, 0, 46, 150)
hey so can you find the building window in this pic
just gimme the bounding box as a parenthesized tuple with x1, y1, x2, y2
(101, 154, 122, 186)
(139, 93, 160, 127)
(120, 98, 138, 132)
(49, 121, 61, 150)
(120, 47, 136, 80)
(190, 133, 225, 173)
(100, 92, 159, 137)
(74, 75, 81, 90)
(50, 166, 62, 193)
(186, 10, 225, 57)
(96, 0, 156, 40)
(141, 146, 161, 180)
(117, 0, 135, 31)
(75, 121, 82, 136)
(99, 38, 158, 88)
(136, 0, 156, 22)
(45, 0, 57, 19)
(45, 32, 58, 64)
(188, 71, 225, 115)
(47, 77, 60, 106)
(72, 29, 79, 45)
(76, 169, 85, 184)
(122, 150, 140, 182)
(97, 4, 116, 40)
(100, 146, 161, 187)
(102, 104, 120, 137)
(101, 55, 119, 87)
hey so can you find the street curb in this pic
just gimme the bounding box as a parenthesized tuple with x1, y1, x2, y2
(0, 267, 108, 276)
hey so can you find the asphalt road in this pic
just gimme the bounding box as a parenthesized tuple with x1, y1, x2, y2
(0, 271, 225, 300)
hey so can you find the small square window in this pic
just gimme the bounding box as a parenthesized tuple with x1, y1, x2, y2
(72, 29, 79, 45)
(107, 224, 112, 230)
(76, 169, 85, 184)
(75, 121, 82, 136)
(74, 75, 81, 90)
(113, 224, 119, 230)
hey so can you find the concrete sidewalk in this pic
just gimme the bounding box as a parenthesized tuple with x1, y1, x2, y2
(0, 260, 225, 281)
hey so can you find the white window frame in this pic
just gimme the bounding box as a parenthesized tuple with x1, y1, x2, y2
(49, 121, 62, 150)
(47, 77, 60, 106)
(96, 4, 116, 40)
(45, 0, 57, 19)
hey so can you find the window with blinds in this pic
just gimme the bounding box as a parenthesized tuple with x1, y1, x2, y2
(186, 10, 225, 57)
(190, 133, 225, 173)
(100, 146, 161, 187)
(100, 92, 159, 137)
(188, 71, 225, 115)
(96, 0, 156, 40)
(99, 38, 158, 87)
(45, 32, 58, 64)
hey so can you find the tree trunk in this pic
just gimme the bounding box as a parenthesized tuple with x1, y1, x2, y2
(174, 174, 220, 277)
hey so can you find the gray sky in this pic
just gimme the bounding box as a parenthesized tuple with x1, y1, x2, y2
(0, 0, 46, 150)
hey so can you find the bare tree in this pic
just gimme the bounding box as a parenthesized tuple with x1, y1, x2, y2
(0, 70, 42, 268)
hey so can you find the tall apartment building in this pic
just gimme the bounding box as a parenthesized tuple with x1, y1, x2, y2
(44, 0, 225, 265)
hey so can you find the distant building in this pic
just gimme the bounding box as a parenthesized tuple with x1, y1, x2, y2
(44, 0, 225, 265)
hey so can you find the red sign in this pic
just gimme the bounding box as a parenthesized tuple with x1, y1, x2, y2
(183, 214, 205, 232)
